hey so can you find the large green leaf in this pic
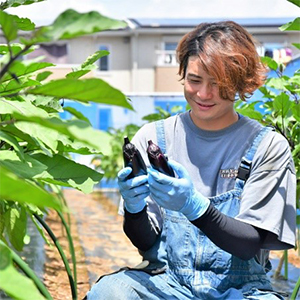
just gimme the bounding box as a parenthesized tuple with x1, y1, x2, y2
(273, 93, 291, 117)
(292, 43, 300, 50)
(288, 0, 300, 8)
(0, 166, 62, 210)
(0, 0, 45, 10)
(4, 204, 27, 251)
(81, 50, 110, 69)
(25, 9, 127, 44)
(261, 56, 278, 71)
(0, 242, 45, 300)
(0, 10, 17, 42)
(63, 106, 91, 124)
(292, 102, 300, 122)
(26, 78, 133, 109)
(0, 150, 47, 179)
(1, 61, 54, 82)
(0, 44, 35, 56)
(279, 17, 300, 31)
(15, 121, 59, 152)
(13, 114, 112, 154)
(0, 78, 40, 96)
(12, 15, 35, 31)
(0, 131, 25, 160)
(32, 153, 103, 193)
(0, 97, 48, 117)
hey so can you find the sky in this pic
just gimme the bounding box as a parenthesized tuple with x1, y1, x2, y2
(5, 0, 300, 26)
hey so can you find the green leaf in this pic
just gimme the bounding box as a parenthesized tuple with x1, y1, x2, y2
(288, 0, 300, 8)
(235, 106, 264, 121)
(32, 95, 63, 113)
(0, 97, 48, 118)
(0, 44, 35, 56)
(32, 153, 103, 193)
(273, 93, 291, 117)
(81, 50, 110, 68)
(0, 166, 62, 210)
(292, 102, 300, 122)
(0, 131, 25, 160)
(292, 43, 300, 50)
(49, 9, 127, 40)
(279, 17, 300, 31)
(261, 56, 278, 71)
(27, 78, 133, 109)
(266, 77, 286, 90)
(0, 78, 41, 96)
(0, 242, 46, 300)
(36, 71, 52, 82)
(15, 121, 59, 152)
(0, 10, 17, 42)
(63, 106, 91, 124)
(0, 150, 47, 179)
(13, 115, 113, 154)
(1, 60, 54, 82)
(0, 0, 45, 9)
(25, 9, 127, 44)
(12, 15, 35, 31)
(65, 69, 91, 79)
(4, 205, 27, 251)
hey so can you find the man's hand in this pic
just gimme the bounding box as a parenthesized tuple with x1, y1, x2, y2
(118, 166, 149, 213)
(148, 160, 210, 221)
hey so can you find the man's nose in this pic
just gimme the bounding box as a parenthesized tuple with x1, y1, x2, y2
(197, 84, 213, 100)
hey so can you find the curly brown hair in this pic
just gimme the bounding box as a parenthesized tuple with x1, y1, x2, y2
(176, 21, 267, 101)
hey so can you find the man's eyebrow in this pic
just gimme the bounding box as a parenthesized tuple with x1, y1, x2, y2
(186, 73, 202, 79)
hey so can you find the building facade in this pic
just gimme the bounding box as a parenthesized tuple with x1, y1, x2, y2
(22, 17, 300, 95)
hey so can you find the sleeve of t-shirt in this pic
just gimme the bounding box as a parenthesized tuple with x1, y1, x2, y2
(236, 131, 296, 249)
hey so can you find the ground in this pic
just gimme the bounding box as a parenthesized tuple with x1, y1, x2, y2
(43, 189, 299, 300)
(43, 189, 140, 300)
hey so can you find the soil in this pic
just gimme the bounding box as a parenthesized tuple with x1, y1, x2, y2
(43, 189, 140, 300)
(43, 189, 300, 300)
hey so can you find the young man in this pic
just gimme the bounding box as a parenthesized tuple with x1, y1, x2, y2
(86, 21, 296, 299)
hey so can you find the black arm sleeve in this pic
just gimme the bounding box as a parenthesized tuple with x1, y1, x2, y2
(123, 206, 158, 251)
(191, 204, 268, 260)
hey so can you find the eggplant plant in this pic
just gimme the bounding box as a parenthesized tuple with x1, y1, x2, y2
(0, 1, 132, 299)
(236, 1, 300, 297)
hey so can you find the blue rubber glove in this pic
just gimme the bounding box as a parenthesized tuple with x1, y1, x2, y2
(117, 166, 149, 214)
(148, 160, 210, 221)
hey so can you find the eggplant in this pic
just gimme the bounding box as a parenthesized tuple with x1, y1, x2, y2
(147, 140, 175, 177)
(123, 136, 147, 179)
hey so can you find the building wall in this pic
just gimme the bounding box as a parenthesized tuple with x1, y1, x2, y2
(155, 66, 182, 92)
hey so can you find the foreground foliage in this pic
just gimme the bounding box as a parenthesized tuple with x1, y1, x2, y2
(0, 1, 131, 299)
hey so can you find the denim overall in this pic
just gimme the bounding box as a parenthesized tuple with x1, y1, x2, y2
(87, 122, 284, 300)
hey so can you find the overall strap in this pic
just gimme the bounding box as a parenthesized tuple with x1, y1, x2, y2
(235, 126, 274, 191)
(155, 119, 166, 154)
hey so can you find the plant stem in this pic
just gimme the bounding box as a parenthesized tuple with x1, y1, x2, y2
(291, 274, 300, 300)
(0, 45, 31, 81)
(34, 213, 77, 300)
(57, 211, 77, 292)
(284, 249, 288, 280)
(273, 252, 284, 279)
(10, 246, 53, 299)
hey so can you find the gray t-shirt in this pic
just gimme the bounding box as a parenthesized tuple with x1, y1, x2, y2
(120, 111, 296, 249)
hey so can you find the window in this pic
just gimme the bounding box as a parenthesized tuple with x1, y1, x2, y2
(99, 108, 112, 131)
(98, 45, 110, 71)
(26, 44, 67, 64)
(164, 42, 177, 51)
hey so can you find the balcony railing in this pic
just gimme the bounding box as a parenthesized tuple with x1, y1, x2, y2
(156, 50, 178, 66)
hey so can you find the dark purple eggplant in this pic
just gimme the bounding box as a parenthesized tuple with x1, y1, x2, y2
(147, 140, 175, 177)
(123, 136, 147, 179)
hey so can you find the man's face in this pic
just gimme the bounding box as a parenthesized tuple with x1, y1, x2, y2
(184, 55, 237, 131)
